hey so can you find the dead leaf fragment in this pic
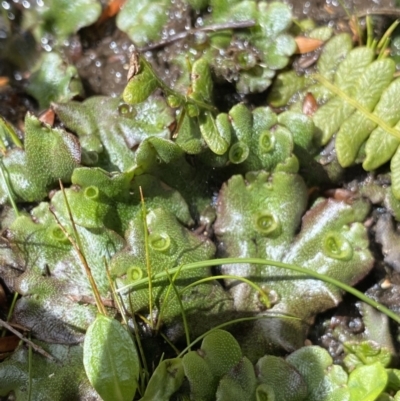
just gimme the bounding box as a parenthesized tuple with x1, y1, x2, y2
(295, 36, 324, 54)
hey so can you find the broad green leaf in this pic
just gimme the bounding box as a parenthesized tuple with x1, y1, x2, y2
(344, 341, 392, 371)
(236, 66, 276, 94)
(182, 330, 243, 401)
(200, 111, 230, 155)
(24, 113, 80, 186)
(256, 2, 292, 39)
(336, 58, 395, 166)
(317, 33, 353, 80)
(391, 146, 400, 199)
(0, 113, 80, 203)
(140, 358, 184, 401)
(110, 208, 233, 334)
(22, 0, 101, 42)
(183, 351, 215, 400)
(216, 357, 257, 401)
(175, 111, 205, 154)
(123, 58, 159, 105)
(363, 78, 400, 170)
(190, 58, 213, 103)
(309, 26, 333, 41)
(387, 369, 400, 393)
(201, 330, 242, 378)
(334, 47, 375, 94)
(54, 96, 173, 171)
(256, 355, 307, 401)
(0, 343, 96, 401)
(216, 172, 373, 353)
(287, 346, 349, 401)
(83, 315, 139, 401)
(229, 103, 254, 142)
(27, 52, 83, 109)
(267, 70, 306, 108)
(313, 96, 355, 146)
(262, 33, 297, 70)
(348, 362, 388, 401)
(116, 0, 170, 47)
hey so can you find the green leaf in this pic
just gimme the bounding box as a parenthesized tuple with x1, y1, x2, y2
(363, 78, 400, 170)
(182, 351, 215, 400)
(25, 114, 80, 181)
(201, 330, 242, 377)
(200, 111, 230, 155)
(391, 146, 400, 200)
(83, 315, 139, 401)
(123, 58, 159, 104)
(26, 52, 83, 110)
(0, 116, 22, 148)
(54, 96, 173, 171)
(256, 2, 292, 38)
(216, 357, 257, 401)
(139, 358, 184, 401)
(190, 58, 213, 103)
(348, 362, 388, 401)
(287, 346, 349, 401)
(0, 343, 94, 401)
(236, 66, 276, 94)
(344, 341, 392, 371)
(267, 70, 306, 108)
(116, 0, 170, 47)
(335, 58, 395, 166)
(334, 47, 375, 94)
(316, 33, 353, 80)
(256, 355, 307, 401)
(182, 330, 243, 401)
(22, 0, 101, 42)
(175, 111, 205, 154)
(0, 113, 80, 202)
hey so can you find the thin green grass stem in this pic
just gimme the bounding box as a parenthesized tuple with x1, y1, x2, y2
(27, 334, 33, 401)
(140, 56, 218, 114)
(165, 269, 191, 350)
(0, 116, 23, 148)
(377, 19, 400, 50)
(0, 160, 19, 217)
(56, 181, 106, 315)
(131, 314, 148, 396)
(181, 275, 270, 308)
(2, 292, 19, 337)
(366, 16, 373, 48)
(117, 257, 400, 324)
(156, 265, 185, 333)
(139, 186, 153, 329)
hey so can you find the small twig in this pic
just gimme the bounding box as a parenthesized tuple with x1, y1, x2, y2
(0, 318, 57, 362)
(50, 182, 107, 316)
(140, 186, 153, 329)
(314, 8, 400, 22)
(139, 20, 256, 51)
